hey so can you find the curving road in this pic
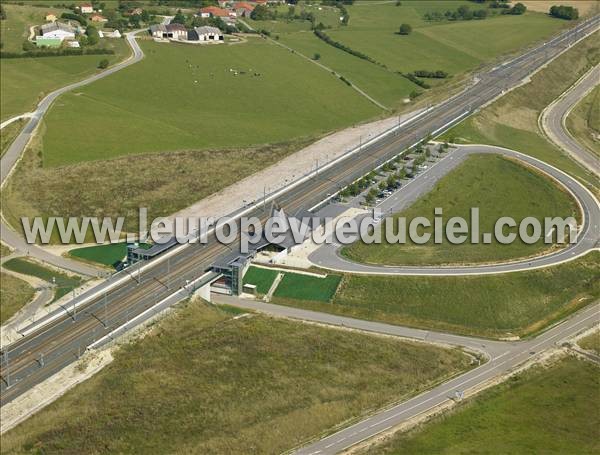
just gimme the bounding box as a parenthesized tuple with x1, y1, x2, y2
(0, 30, 145, 277)
(541, 64, 600, 176)
(209, 296, 599, 455)
(309, 144, 600, 275)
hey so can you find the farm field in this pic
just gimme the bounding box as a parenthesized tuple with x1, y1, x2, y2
(1, 38, 131, 122)
(2, 258, 82, 304)
(441, 31, 600, 191)
(342, 154, 579, 266)
(1, 302, 472, 454)
(39, 38, 381, 167)
(360, 357, 600, 454)
(327, 3, 567, 76)
(282, 252, 600, 339)
(0, 272, 35, 324)
(566, 85, 600, 157)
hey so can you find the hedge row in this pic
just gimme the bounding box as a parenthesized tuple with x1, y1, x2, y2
(1, 48, 115, 59)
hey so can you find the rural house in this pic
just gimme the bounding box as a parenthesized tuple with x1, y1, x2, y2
(90, 14, 107, 22)
(45, 13, 57, 22)
(199, 6, 230, 18)
(40, 21, 76, 40)
(80, 3, 94, 14)
(234, 2, 255, 17)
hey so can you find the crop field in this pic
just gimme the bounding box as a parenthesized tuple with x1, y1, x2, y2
(327, 2, 566, 76)
(0, 272, 34, 324)
(441, 32, 600, 191)
(242, 266, 279, 295)
(1, 38, 131, 122)
(361, 357, 600, 454)
(343, 154, 579, 266)
(2, 302, 471, 454)
(274, 272, 341, 302)
(3, 258, 82, 303)
(281, 252, 599, 339)
(566, 85, 600, 157)
(39, 38, 381, 167)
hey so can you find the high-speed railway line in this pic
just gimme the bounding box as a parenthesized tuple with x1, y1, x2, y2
(1, 15, 599, 406)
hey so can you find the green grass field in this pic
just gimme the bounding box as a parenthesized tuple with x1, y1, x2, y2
(2, 302, 471, 454)
(361, 357, 600, 454)
(566, 85, 600, 157)
(0, 272, 35, 324)
(1, 37, 131, 122)
(274, 272, 341, 302)
(242, 266, 279, 295)
(68, 242, 150, 269)
(3, 258, 82, 303)
(39, 38, 381, 167)
(281, 252, 599, 339)
(440, 32, 600, 191)
(343, 154, 578, 266)
(327, 3, 566, 75)
(578, 330, 600, 355)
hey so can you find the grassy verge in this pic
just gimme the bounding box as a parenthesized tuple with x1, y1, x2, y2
(278, 252, 599, 339)
(0, 118, 25, 157)
(2, 258, 82, 303)
(342, 154, 578, 266)
(0, 272, 35, 324)
(360, 357, 600, 454)
(566, 85, 600, 157)
(2, 302, 472, 454)
(440, 31, 600, 191)
(578, 330, 600, 355)
(1, 135, 313, 239)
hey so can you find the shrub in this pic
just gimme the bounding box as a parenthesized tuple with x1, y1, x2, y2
(98, 58, 109, 69)
(549, 5, 579, 20)
(398, 23, 412, 35)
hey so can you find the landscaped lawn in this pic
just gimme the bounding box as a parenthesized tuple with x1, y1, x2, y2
(274, 272, 341, 302)
(0, 272, 35, 324)
(281, 252, 599, 339)
(2, 258, 82, 303)
(566, 85, 600, 157)
(360, 357, 600, 454)
(39, 38, 381, 167)
(343, 154, 579, 266)
(2, 302, 472, 454)
(68, 242, 151, 269)
(242, 266, 279, 295)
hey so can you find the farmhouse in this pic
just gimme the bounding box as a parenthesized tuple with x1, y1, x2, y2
(234, 2, 254, 17)
(199, 6, 230, 18)
(189, 26, 224, 42)
(90, 14, 107, 22)
(45, 13, 57, 22)
(80, 3, 93, 14)
(40, 21, 76, 40)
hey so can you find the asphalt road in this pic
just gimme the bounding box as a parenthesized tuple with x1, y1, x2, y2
(541, 64, 600, 176)
(309, 144, 600, 275)
(209, 296, 599, 454)
(1, 16, 599, 406)
(0, 30, 145, 277)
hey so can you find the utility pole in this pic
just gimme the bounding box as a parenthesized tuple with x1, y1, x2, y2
(104, 292, 108, 325)
(3, 350, 10, 388)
